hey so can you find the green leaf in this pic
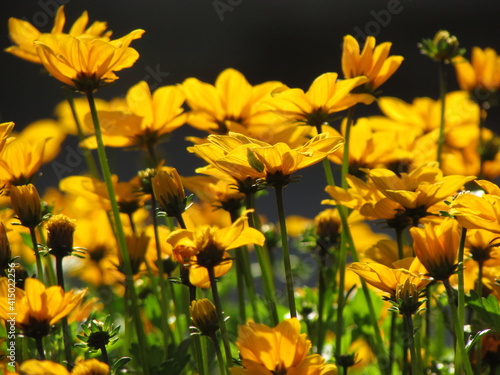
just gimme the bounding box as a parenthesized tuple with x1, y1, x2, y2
(247, 148, 264, 173)
(111, 357, 131, 374)
(466, 290, 500, 333)
(466, 329, 491, 352)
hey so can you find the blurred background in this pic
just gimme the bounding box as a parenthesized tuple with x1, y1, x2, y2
(1, 1, 500, 221)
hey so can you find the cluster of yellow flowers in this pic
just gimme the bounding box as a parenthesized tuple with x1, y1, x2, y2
(1, 6, 500, 375)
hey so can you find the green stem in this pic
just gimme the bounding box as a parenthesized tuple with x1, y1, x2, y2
(335, 215, 348, 358)
(86, 90, 150, 375)
(35, 336, 45, 360)
(245, 193, 278, 325)
(388, 311, 397, 374)
(404, 312, 423, 375)
(437, 61, 447, 166)
(335, 106, 355, 359)
(55, 256, 73, 369)
(36, 226, 57, 287)
(63, 88, 100, 179)
(478, 108, 486, 180)
(315, 245, 327, 354)
(209, 333, 226, 375)
(395, 228, 404, 260)
(192, 333, 208, 375)
(208, 266, 232, 374)
(29, 226, 45, 285)
(100, 345, 109, 365)
(319, 124, 387, 366)
(476, 261, 484, 374)
(239, 246, 260, 323)
(235, 253, 247, 323)
(444, 278, 473, 375)
(151, 194, 172, 355)
(274, 185, 296, 318)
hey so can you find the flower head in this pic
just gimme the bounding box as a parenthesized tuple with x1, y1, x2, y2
(183, 68, 285, 135)
(46, 214, 77, 259)
(34, 29, 144, 92)
(152, 168, 189, 218)
(6, 5, 112, 64)
(410, 218, 460, 281)
(9, 184, 43, 229)
(266, 72, 372, 127)
(419, 30, 464, 63)
(190, 298, 219, 337)
(342, 35, 403, 93)
(167, 210, 264, 288)
(230, 317, 337, 375)
(0, 277, 85, 339)
(454, 47, 500, 95)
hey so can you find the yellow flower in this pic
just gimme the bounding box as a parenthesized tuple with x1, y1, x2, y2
(5, 5, 112, 64)
(0, 222, 12, 274)
(342, 35, 403, 93)
(152, 168, 187, 218)
(349, 257, 430, 298)
(454, 47, 500, 93)
(0, 277, 85, 339)
(166, 210, 265, 288)
(266, 72, 372, 127)
(34, 29, 145, 92)
(59, 175, 145, 214)
(55, 97, 112, 135)
(0, 138, 49, 186)
(9, 184, 43, 229)
(230, 317, 337, 375)
(449, 182, 500, 234)
(0, 122, 15, 155)
(80, 81, 186, 149)
(16, 119, 66, 164)
(190, 298, 219, 336)
(182, 68, 285, 134)
(20, 359, 109, 375)
(46, 214, 77, 259)
(410, 218, 460, 281)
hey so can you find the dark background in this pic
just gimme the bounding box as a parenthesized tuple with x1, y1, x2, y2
(1, 1, 500, 221)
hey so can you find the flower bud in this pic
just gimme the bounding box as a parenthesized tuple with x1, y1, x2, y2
(47, 214, 76, 259)
(152, 168, 187, 217)
(419, 30, 465, 63)
(10, 184, 43, 228)
(190, 298, 219, 337)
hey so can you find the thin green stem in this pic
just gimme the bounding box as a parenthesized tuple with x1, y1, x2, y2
(478, 108, 486, 180)
(192, 333, 208, 375)
(274, 185, 296, 318)
(245, 193, 278, 326)
(86, 90, 150, 375)
(315, 245, 327, 354)
(37, 226, 56, 286)
(235, 254, 247, 323)
(388, 311, 397, 374)
(335, 106, 356, 360)
(29, 226, 45, 285)
(395, 228, 404, 260)
(209, 333, 226, 375)
(444, 278, 473, 375)
(476, 260, 484, 374)
(100, 345, 109, 365)
(55, 256, 73, 369)
(63, 89, 100, 179)
(437, 61, 447, 165)
(151, 194, 172, 355)
(404, 312, 423, 375)
(35, 336, 45, 360)
(208, 266, 232, 374)
(319, 125, 387, 366)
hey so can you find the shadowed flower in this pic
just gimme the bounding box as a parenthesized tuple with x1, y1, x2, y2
(230, 317, 337, 375)
(5, 5, 112, 64)
(410, 218, 461, 281)
(0, 277, 85, 339)
(190, 298, 219, 337)
(152, 168, 188, 218)
(342, 35, 403, 94)
(166, 210, 265, 288)
(9, 184, 43, 229)
(34, 29, 144, 92)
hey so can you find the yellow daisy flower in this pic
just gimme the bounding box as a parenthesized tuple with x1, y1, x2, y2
(230, 317, 337, 375)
